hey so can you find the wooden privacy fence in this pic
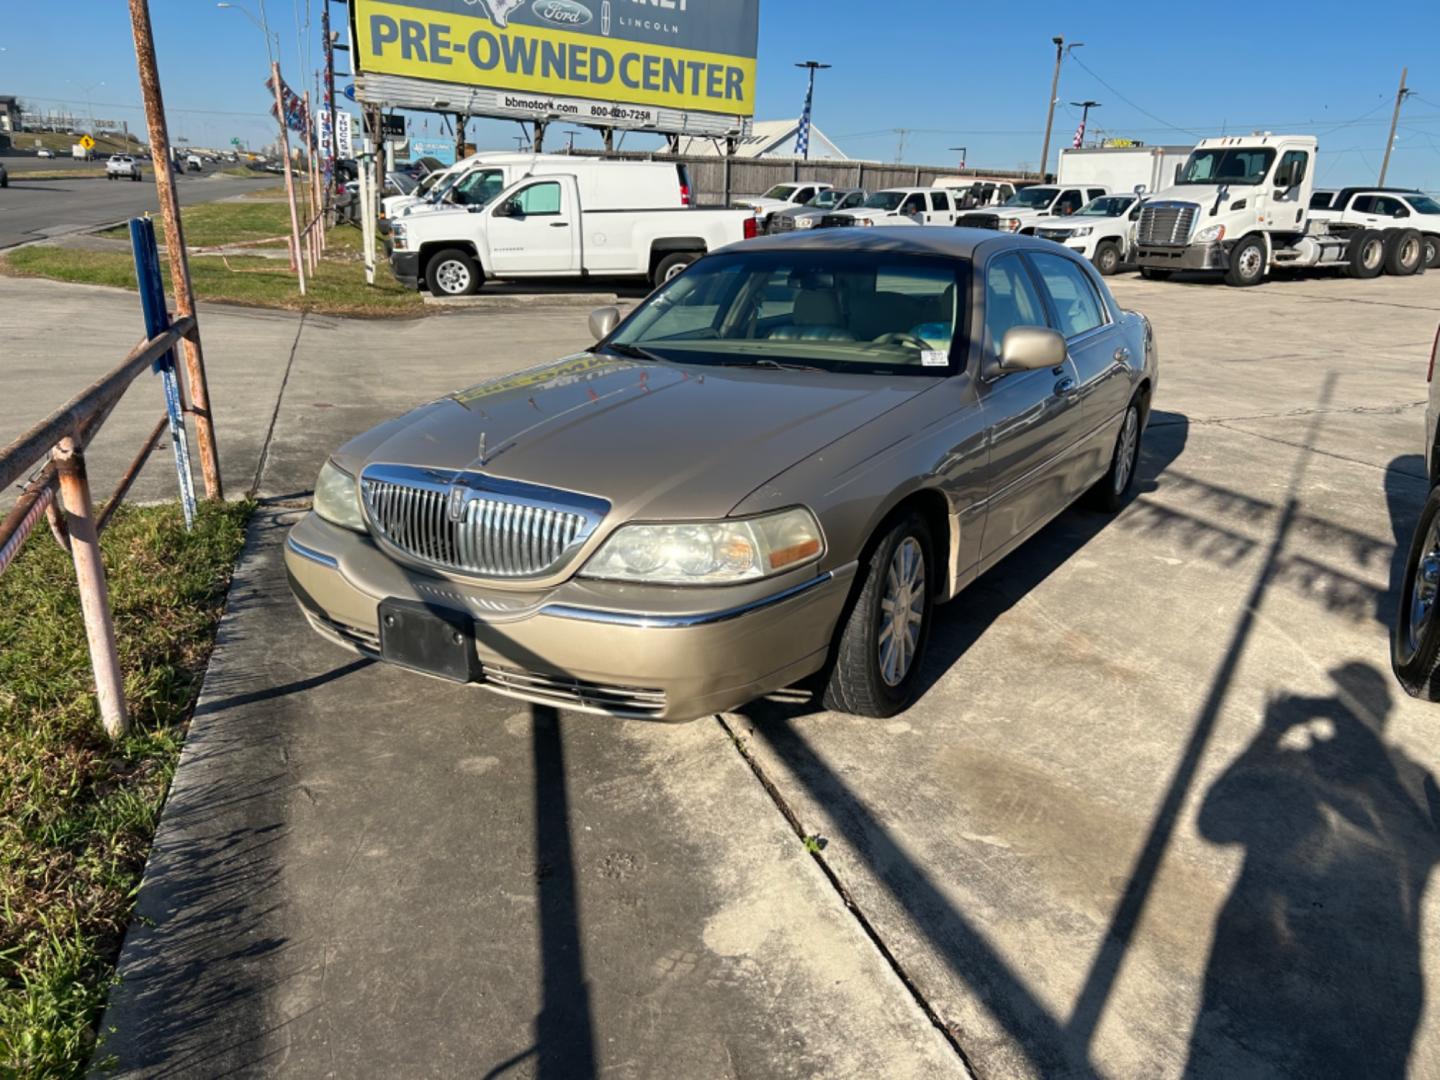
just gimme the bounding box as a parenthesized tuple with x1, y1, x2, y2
(0, 219, 217, 741)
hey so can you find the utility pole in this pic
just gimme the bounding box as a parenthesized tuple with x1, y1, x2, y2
(1378, 67, 1413, 186)
(794, 60, 830, 160)
(1038, 37, 1082, 181)
(1070, 99, 1101, 148)
(893, 128, 912, 163)
(949, 145, 968, 170)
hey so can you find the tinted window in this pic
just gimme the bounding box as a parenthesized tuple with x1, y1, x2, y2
(932, 190, 950, 211)
(1274, 150, 1308, 189)
(1350, 195, 1376, 214)
(1087, 188, 1106, 203)
(1055, 190, 1084, 215)
(900, 195, 925, 215)
(452, 168, 505, 207)
(1310, 191, 1335, 210)
(984, 255, 1048, 358)
(514, 182, 561, 215)
(794, 187, 815, 203)
(1372, 196, 1406, 216)
(1029, 253, 1106, 338)
(1179, 148, 1276, 185)
(838, 192, 865, 210)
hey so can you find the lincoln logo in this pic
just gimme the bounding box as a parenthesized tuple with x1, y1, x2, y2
(533, 0, 593, 27)
(447, 485, 468, 522)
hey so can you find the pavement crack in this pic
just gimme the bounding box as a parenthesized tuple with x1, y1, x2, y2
(1210, 419, 1429, 479)
(249, 310, 307, 498)
(1179, 400, 1425, 426)
(714, 714, 979, 1077)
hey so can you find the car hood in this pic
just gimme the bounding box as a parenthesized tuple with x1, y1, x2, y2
(335, 353, 932, 522)
(733, 197, 787, 211)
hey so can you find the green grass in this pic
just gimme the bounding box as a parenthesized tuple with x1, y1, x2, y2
(98, 201, 362, 255)
(0, 499, 252, 1077)
(2, 242, 422, 317)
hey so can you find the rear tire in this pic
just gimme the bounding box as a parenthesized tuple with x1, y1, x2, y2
(822, 513, 934, 719)
(1347, 230, 1386, 279)
(1392, 485, 1440, 700)
(1087, 401, 1142, 512)
(1423, 234, 1440, 271)
(652, 251, 698, 289)
(1094, 240, 1121, 276)
(1224, 235, 1266, 287)
(1383, 228, 1423, 276)
(425, 248, 482, 297)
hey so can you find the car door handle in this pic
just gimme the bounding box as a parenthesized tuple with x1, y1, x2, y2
(549, 221, 570, 228)
(1054, 376, 1076, 397)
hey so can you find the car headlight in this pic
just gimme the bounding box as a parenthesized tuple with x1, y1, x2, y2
(999, 218, 1022, 232)
(1069, 226, 1094, 237)
(797, 217, 815, 229)
(391, 224, 408, 250)
(1193, 224, 1226, 243)
(857, 218, 874, 227)
(314, 460, 366, 533)
(582, 508, 823, 585)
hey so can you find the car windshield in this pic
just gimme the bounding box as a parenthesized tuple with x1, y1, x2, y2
(450, 168, 506, 207)
(1003, 187, 1058, 209)
(1407, 195, 1440, 215)
(762, 184, 797, 200)
(1179, 148, 1276, 186)
(837, 192, 866, 210)
(862, 192, 906, 211)
(805, 190, 841, 208)
(1076, 196, 1134, 217)
(607, 250, 966, 375)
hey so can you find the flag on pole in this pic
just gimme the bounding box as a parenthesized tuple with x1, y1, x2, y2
(1072, 120, 1086, 149)
(796, 82, 814, 159)
(266, 72, 308, 133)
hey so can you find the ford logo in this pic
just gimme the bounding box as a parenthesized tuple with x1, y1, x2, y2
(532, 0, 592, 27)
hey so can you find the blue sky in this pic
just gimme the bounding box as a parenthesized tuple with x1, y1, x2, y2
(3, 0, 1438, 189)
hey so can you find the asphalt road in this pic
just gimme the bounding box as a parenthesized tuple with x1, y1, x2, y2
(0, 173, 274, 250)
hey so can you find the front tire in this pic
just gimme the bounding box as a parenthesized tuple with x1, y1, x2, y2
(426, 248, 482, 297)
(1088, 401, 1142, 512)
(1094, 240, 1121, 276)
(1423, 234, 1440, 270)
(1225, 235, 1266, 287)
(822, 514, 934, 718)
(1392, 485, 1440, 700)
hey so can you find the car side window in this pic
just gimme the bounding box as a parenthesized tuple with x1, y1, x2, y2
(901, 195, 925, 215)
(794, 187, 814, 203)
(1055, 189, 1083, 215)
(932, 190, 950, 211)
(1087, 187, 1106, 203)
(513, 181, 561, 216)
(984, 254, 1049, 360)
(1350, 195, 1374, 214)
(1274, 150, 1308, 189)
(1373, 196, 1404, 216)
(1029, 253, 1106, 338)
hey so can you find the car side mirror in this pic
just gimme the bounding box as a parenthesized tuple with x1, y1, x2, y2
(589, 306, 621, 341)
(494, 198, 520, 218)
(1395, 207, 1410, 219)
(1000, 326, 1067, 371)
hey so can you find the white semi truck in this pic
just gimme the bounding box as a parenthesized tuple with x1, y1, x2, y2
(1133, 134, 1427, 286)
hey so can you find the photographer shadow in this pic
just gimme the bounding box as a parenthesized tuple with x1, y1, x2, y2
(1185, 661, 1440, 1077)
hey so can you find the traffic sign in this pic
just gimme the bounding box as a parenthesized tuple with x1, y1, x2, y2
(343, 84, 356, 102)
(231, 137, 242, 147)
(79, 134, 95, 150)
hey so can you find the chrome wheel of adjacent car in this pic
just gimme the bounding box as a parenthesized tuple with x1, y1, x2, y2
(879, 537, 926, 687)
(1392, 486, 1440, 701)
(1113, 408, 1139, 495)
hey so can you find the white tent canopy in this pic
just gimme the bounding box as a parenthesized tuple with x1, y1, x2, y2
(678, 119, 848, 161)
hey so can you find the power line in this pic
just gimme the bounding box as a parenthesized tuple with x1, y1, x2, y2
(1064, 52, 1202, 138)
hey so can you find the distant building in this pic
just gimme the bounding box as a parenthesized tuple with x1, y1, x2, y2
(678, 119, 848, 161)
(0, 97, 21, 134)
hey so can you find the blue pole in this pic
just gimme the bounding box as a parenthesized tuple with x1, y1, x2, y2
(129, 216, 197, 529)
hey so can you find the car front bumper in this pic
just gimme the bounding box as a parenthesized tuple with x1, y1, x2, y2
(284, 512, 854, 721)
(1135, 241, 1228, 271)
(390, 250, 421, 289)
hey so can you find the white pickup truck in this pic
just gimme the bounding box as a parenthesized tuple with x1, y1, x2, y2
(106, 155, 143, 182)
(1310, 187, 1440, 270)
(817, 187, 958, 228)
(955, 183, 1109, 234)
(390, 167, 756, 296)
(1032, 192, 1146, 275)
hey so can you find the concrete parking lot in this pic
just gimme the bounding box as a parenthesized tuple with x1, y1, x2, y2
(45, 268, 1439, 1076)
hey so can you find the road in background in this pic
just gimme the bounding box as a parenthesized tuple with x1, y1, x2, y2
(0, 173, 274, 250)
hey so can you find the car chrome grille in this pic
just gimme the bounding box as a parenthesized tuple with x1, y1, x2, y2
(360, 464, 609, 580)
(819, 213, 854, 228)
(483, 665, 667, 718)
(1035, 227, 1072, 241)
(769, 215, 796, 232)
(956, 213, 999, 230)
(1137, 203, 1197, 246)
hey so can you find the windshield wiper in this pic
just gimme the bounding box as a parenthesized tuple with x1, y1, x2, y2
(718, 358, 824, 372)
(599, 341, 667, 364)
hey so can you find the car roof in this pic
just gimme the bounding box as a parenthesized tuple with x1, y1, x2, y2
(719, 226, 1055, 262)
(1334, 186, 1424, 203)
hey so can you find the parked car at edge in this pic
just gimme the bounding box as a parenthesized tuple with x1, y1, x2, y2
(286, 229, 1157, 721)
(106, 154, 143, 181)
(819, 187, 958, 227)
(957, 184, 1110, 234)
(932, 178, 1017, 209)
(1033, 193, 1147, 276)
(36, 148, 56, 159)
(1392, 324, 1440, 698)
(767, 187, 866, 232)
(1309, 187, 1440, 270)
(389, 159, 753, 295)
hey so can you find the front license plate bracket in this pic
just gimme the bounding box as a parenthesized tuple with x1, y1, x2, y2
(378, 598, 478, 683)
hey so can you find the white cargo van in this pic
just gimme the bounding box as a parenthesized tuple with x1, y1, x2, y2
(389, 159, 751, 295)
(1057, 145, 1192, 198)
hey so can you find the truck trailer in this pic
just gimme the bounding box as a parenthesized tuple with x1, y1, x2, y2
(1057, 145, 1193, 197)
(1133, 134, 1427, 286)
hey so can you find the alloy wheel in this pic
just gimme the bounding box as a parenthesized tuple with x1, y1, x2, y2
(878, 537, 925, 687)
(436, 259, 471, 294)
(1114, 408, 1139, 495)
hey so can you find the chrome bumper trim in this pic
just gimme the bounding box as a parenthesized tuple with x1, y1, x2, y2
(540, 566, 850, 629)
(287, 535, 339, 569)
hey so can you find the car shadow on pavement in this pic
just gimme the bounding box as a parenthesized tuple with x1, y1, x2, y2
(1183, 661, 1440, 1076)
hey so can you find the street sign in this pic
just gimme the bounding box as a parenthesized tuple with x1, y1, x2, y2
(343, 83, 356, 102)
(231, 137, 242, 147)
(79, 134, 95, 150)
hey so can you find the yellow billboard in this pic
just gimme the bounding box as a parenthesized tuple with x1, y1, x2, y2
(353, 0, 758, 118)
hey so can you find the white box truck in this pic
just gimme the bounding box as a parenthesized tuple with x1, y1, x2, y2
(1057, 145, 1192, 197)
(1134, 133, 1428, 286)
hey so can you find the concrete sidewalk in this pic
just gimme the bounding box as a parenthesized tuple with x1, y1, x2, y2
(78, 269, 1440, 1078)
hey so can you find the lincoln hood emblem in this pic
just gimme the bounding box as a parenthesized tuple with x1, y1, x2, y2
(447, 483, 468, 522)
